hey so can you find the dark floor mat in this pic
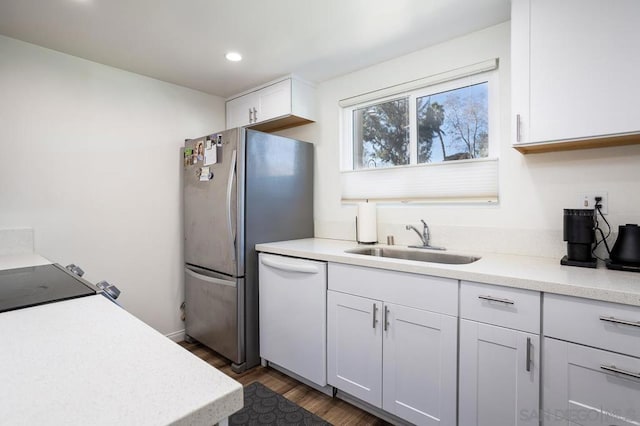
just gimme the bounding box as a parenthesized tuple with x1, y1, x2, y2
(229, 381, 332, 426)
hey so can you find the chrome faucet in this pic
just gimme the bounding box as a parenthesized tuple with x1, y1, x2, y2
(406, 220, 446, 250)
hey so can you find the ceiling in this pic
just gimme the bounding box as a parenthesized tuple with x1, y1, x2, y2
(0, 0, 510, 98)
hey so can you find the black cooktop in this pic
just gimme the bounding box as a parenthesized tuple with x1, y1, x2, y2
(0, 264, 97, 313)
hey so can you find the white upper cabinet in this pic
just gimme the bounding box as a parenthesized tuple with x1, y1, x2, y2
(226, 92, 256, 131)
(225, 76, 316, 132)
(511, 0, 640, 153)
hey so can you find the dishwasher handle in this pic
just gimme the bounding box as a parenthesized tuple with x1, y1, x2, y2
(260, 256, 320, 274)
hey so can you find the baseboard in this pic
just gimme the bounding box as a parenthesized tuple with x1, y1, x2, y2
(165, 329, 185, 342)
(263, 359, 334, 397)
(336, 391, 412, 426)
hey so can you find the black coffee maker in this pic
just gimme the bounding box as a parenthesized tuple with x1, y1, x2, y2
(561, 209, 597, 268)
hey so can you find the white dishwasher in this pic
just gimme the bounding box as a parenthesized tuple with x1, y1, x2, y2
(258, 253, 327, 387)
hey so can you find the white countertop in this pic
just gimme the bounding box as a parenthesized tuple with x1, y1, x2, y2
(0, 253, 51, 270)
(0, 257, 243, 425)
(256, 238, 640, 307)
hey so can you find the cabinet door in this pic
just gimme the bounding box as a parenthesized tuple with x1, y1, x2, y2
(512, 0, 640, 145)
(543, 338, 640, 426)
(383, 303, 457, 426)
(459, 320, 539, 426)
(226, 92, 256, 129)
(256, 79, 291, 123)
(327, 290, 382, 407)
(510, 0, 531, 145)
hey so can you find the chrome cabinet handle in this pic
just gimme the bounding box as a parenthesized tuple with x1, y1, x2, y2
(516, 114, 521, 142)
(248, 108, 254, 123)
(600, 365, 640, 380)
(526, 337, 531, 372)
(372, 304, 378, 329)
(252, 107, 258, 122)
(599, 316, 640, 328)
(384, 306, 390, 331)
(226, 149, 237, 264)
(478, 295, 515, 305)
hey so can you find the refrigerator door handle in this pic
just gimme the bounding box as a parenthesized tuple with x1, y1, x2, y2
(227, 149, 237, 264)
(260, 256, 320, 274)
(185, 267, 237, 287)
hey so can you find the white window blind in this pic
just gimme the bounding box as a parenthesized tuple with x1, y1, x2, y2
(341, 158, 498, 203)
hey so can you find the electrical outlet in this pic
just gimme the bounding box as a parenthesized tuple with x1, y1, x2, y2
(579, 191, 608, 214)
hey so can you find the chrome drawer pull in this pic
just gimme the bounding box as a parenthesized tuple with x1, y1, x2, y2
(600, 365, 640, 380)
(384, 306, 390, 331)
(372, 304, 378, 329)
(599, 316, 640, 328)
(478, 295, 515, 305)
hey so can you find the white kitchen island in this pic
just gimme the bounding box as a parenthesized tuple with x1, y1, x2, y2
(0, 255, 243, 426)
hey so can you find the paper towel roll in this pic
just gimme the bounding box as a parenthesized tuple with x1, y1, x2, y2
(356, 202, 377, 244)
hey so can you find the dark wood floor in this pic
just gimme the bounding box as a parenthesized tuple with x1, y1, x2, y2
(179, 341, 390, 425)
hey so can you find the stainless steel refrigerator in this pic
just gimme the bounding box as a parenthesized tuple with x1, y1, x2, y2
(183, 128, 313, 372)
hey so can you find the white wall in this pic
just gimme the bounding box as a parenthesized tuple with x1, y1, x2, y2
(0, 35, 225, 336)
(279, 22, 640, 259)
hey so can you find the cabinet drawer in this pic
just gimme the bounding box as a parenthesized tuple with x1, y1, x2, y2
(544, 294, 640, 358)
(461, 281, 540, 333)
(328, 263, 458, 316)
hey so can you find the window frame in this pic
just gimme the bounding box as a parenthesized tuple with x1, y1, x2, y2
(340, 68, 499, 172)
(343, 93, 412, 170)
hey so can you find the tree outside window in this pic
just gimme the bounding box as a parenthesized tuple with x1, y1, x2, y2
(351, 82, 488, 169)
(417, 82, 488, 163)
(352, 98, 409, 170)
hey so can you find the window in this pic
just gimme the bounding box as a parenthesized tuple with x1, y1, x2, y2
(339, 59, 499, 203)
(416, 82, 488, 163)
(353, 97, 409, 169)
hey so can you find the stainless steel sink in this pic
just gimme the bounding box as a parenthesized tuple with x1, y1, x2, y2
(345, 247, 480, 264)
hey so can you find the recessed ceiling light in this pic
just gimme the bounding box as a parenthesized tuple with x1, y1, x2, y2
(225, 52, 242, 62)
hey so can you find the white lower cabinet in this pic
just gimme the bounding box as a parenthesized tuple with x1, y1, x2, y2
(257, 253, 640, 426)
(327, 291, 382, 406)
(383, 302, 457, 426)
(327, 290, 457, 425)
(543, 338, 640, 426)
(459, 320, 540, 426)
(459, 281, 541, 426)
(542, 294, 640, 426)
